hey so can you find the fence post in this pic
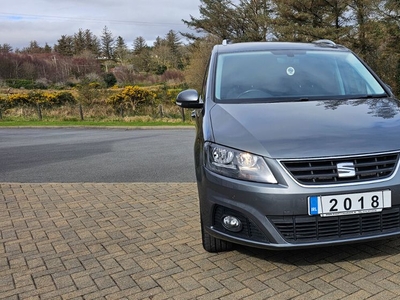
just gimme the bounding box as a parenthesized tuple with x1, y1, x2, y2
(79, 104, 84, 121)
(36, 103, 42, 121)
(180, 107, 185, 122)
(118, 103, 123, 118)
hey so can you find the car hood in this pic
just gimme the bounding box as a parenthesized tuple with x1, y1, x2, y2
(209, 98, 400, 159)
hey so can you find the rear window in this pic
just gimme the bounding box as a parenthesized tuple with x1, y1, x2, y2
(214, 50, 386, 101)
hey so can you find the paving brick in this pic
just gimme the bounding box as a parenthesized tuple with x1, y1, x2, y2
(219, 287, 254, 300)
(298, 268, 328, 283)
(291, 289, 325, 300)
(72, 274, 96, 289)
(243, 289, 276, 300)
(312, 289, 346, 300)
(52, 274, 74, 289)
(354, 278, 384, 295)
(367, 290, 398, 300)
(285, 278, 313, 294)
(342, 290, 372, 300)
(40, 286, 76, 300)
(331, 278, 360, 294)
(376, 280, 400, 295)
(263, 277, 291, 293)
(3, 182, 400, 300)
(176, 276, 202, 291)
(270, 289, 301, 300)
(197, 287, 231, 300)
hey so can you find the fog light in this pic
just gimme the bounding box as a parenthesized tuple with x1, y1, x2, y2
(222, 215, 243, 232)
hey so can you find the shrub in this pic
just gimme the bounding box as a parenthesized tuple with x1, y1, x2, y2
(104, 72, 117, 88)
(7, 92, 31, 107)
(6, 91, 75, 108)
(167, 88, 183, 103)
(107, 85, 157, 116)
(5, 79, 48, 89)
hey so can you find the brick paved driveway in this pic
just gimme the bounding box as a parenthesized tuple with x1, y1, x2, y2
(1, 183, 400, 299)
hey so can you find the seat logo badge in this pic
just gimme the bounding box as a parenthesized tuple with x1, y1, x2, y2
(337, 162, 356, 178)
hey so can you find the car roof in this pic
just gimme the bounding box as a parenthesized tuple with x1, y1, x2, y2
(213, 40, 350, 54)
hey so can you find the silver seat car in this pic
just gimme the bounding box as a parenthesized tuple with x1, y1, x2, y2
(177, 40, 400, 252)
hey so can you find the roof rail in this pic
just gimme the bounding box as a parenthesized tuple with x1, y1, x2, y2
(312, 39, 337, 48)
(222, 39, 232, 46)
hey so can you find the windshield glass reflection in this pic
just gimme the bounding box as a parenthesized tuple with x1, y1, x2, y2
(215, 50, 386, 102)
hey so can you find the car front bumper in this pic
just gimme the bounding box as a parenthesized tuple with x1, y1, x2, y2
(198, 166, 400, 250)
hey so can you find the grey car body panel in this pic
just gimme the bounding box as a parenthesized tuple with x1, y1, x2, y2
(210, 99, 400, 159)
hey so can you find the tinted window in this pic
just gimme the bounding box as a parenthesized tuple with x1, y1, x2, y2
(214, 50, 386, 101)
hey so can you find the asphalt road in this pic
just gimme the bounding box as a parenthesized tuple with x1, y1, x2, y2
(0, 127, 196, 183)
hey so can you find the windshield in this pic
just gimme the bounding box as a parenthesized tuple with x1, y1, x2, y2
(214, 50, 386, 102)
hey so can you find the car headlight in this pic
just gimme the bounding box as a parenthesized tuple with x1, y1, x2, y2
(206, 143, 278, 184)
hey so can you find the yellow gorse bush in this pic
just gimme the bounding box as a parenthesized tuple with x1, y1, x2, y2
(166, 89, 183, 103)
(7, 93, 31, 106)
(0, 91, 76, 109)
(107, 86, 157, 113)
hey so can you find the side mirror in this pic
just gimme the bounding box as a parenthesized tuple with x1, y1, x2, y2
(176, 89, 203, 109)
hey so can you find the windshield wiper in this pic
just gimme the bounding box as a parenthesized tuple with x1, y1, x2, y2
(352, 94, 388, 99)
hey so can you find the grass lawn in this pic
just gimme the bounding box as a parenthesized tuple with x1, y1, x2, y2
(0, 118, 194, 127)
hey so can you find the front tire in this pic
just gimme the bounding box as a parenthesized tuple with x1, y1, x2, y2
(201, 219, 233, 252)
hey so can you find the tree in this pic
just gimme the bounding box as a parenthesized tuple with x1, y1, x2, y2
(133, 47, 154, 73)
(234, 0, 275, 41)
(43, 43, 52, 53)
(183, 0, 237, 41)
(74, 29, 86, 55)
(0, 43, 13, 53)
(114, 36, 129, 62)
(149, 31, 188, 71)
(133, 36, 147, 55)
(346, 0, 379, 55)
(273, 0, 351, 42)
(182, 0, 274, 42)
(100, 26, 115, 59)
(165, 30, 184, 69)
(132, 37, 153, 72)
(153, 36, 163, 47)
(22, 40, 44, 54)
(368, 0, 400, 93)
(84, 29, 101, 57)
(184, 35, 220, 91)
(55, 35, 74, 56)
(55, 29, 100, 57)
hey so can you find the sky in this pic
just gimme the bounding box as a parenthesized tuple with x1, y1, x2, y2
(0, 0, 202, 51)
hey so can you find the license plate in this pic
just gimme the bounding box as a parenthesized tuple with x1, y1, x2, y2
(308, 190, 391, 217)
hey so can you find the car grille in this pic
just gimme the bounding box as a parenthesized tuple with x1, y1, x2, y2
(270, 206, 400, 243)
(280, 152, 399, 185)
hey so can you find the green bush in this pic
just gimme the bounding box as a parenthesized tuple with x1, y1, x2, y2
(104, 73, 117, 88)
(5, 79, 47, 89)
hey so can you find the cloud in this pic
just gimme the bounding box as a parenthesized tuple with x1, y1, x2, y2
(0, 0, 201, 50)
